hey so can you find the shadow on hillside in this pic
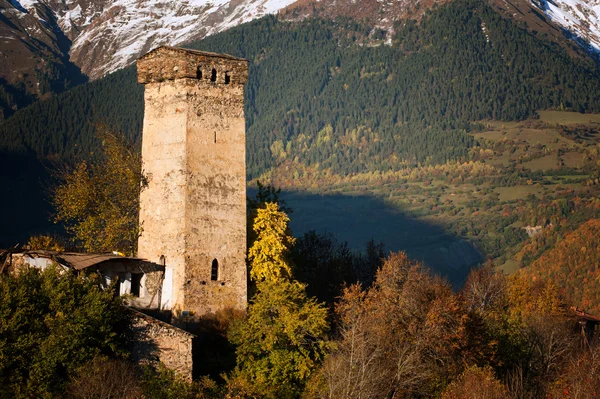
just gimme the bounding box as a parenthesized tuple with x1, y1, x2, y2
(0, 152, 57, 248)
(0, 153, 483, 287)
(277, 190, 483, 288)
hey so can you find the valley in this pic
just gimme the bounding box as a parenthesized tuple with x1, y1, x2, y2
(263, 111, 600, 285)
(4, 0, 600, 396)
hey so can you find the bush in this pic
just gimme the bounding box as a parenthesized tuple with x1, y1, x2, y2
(441, 366, 510, 399)
(67, 356, 141, 399)
(0, 266, 131, 398)
(140, 365, 221, 399)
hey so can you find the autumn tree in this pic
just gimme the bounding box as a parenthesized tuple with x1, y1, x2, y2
(247, 202, 296, 282)
(548, 344, 600, 399)
(26, 234, 66, 252)
(309, 252, 478, 398)
(518, 219, 600, 314)
(51, 126, 146, 254)
(504, 272, 575, 396)
(67, 356, 142, 399)
(246, 181, 292, 249)
(228, 279, 330, 398)
(463, 263, 507, 315)
(441, 366, 510, 399)
(230, 201, 330, 398)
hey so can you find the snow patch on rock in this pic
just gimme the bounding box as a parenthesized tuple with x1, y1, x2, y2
(530, 0, 600, 53)
(62, 0, 298, 78)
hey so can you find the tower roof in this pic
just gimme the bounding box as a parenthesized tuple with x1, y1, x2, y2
(137, 46, 249, 85)
(139, 46, 248, 62)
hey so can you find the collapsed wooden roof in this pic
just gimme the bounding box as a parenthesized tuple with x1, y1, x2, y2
(0, 250, 164, 273)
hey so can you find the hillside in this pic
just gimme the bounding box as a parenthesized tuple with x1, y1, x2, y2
(266, 110, 600, 284)
(3, 0, 600, 171)
(517, 219, 600, 314)
(2, 0, 600, 120)
(4, 0, 600, 283)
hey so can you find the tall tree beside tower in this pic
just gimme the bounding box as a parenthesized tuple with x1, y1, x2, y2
(51, 126, 145, 254)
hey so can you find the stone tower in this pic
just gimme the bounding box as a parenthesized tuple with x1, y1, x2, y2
(136, 46, 249, 318)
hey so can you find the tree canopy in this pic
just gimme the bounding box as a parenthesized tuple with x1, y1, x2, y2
(248, 202, 296, 282)
(51, 126, 145, 254)
(228, 279, 330, 398)
(230, 202, 330, 398)
(0, 266, 131, 398)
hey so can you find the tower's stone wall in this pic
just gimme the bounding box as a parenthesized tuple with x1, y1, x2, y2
(137, 47, 248, 318)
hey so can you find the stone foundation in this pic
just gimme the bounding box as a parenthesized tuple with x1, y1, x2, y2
(130, 308, 195, 381)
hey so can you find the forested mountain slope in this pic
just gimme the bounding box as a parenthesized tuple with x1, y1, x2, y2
(4, 0, 600, 284)
(3, 0, 598, 123)
(3, 0, 600, 176)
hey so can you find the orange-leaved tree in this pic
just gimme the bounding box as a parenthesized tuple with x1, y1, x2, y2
(309, 252, 481, 398)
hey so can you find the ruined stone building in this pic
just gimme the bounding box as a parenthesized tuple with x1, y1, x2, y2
(136, 47, 249, 321)
(0, 250, 165, 309)
(0, 249, 194, 380)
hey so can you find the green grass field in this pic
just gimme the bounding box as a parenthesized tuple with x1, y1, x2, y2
(496, 185, 544, 201)
(538, 110, 600, 124)
(522, 154, 557, 171)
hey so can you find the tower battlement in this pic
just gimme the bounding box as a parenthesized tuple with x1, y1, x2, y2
(137, 46, 248, 85)
(137, 46, 249, 320)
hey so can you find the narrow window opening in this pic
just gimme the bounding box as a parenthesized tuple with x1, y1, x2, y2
(210, 68, 217, 82)
(214, 131, 217, 143)
(224, 72, 230, 84)
(196, 66, 203, 79)
(114, 277, 122, 296)
(131, 273, 142, 297)
(211, 259, 219, 281)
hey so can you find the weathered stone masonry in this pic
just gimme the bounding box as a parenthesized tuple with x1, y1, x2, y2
(130, 308, 195, 381)
(137, 47, 249, 320)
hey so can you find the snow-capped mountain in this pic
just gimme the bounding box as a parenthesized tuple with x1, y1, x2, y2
(3, 0, 600, 82)
(6, 0, 298, 80)
(0, 0, 298, 117)
(528, 0, 600, 54)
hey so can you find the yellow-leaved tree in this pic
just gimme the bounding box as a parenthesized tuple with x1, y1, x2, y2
(247, 202, 296, 282)
(228, 279, 330, 398)
(51, 126, 146, 255)
(227, 199, 330, 398)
